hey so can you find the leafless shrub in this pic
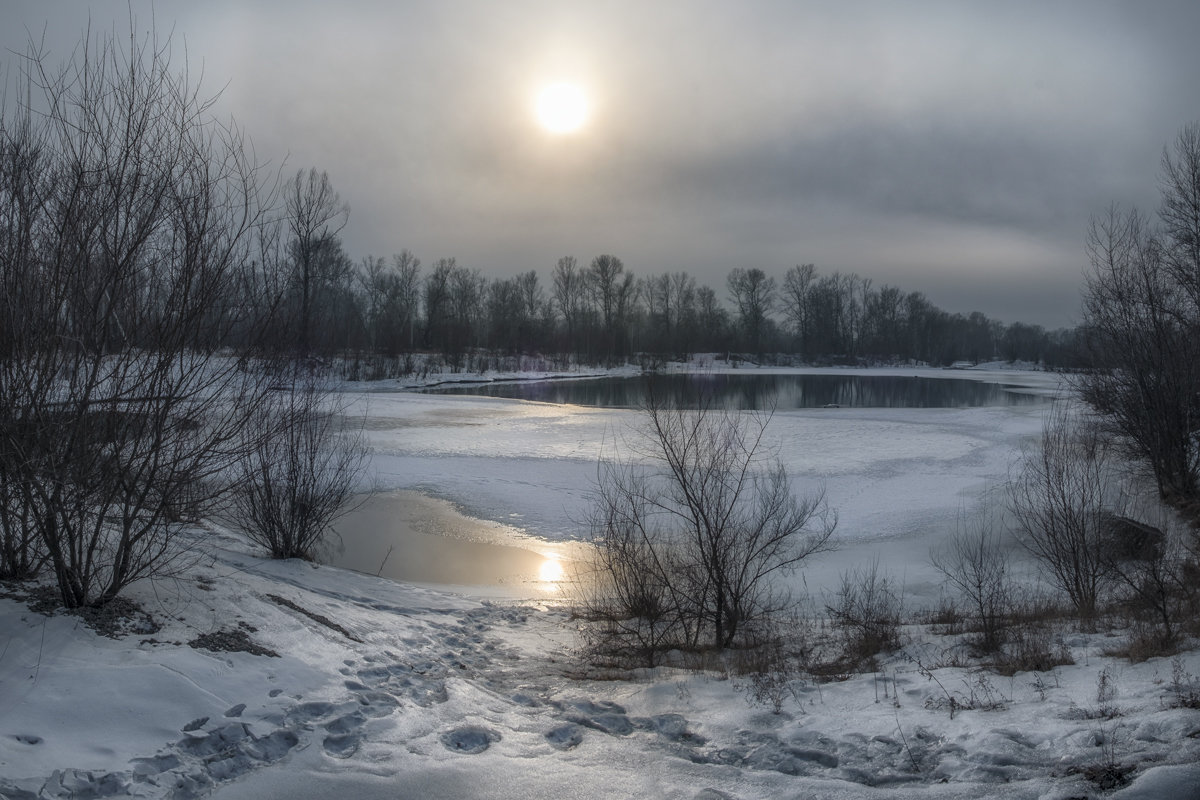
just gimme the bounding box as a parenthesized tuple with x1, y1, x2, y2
(994, 618, 1073, 676)
(733, 619, 814, 715)
(231, 374, 368, 560)
(1104, 621, 1176, 663)
(574, 522, 684, 669)
(579, 378, 834, 665)
(1027, 670, 1059, 702)
(1009, 400, 1118, 624)
(910, 656, 1008, 719)
(918, 594, 966, 636)
(965, 672, 1009, 713)
(0, 28, 284, 606)
(1069, 717, 1135, 791)
(1166, 657, 1200, 710)
(930, 507, 1012, 654)
(826, 560, 903, 670)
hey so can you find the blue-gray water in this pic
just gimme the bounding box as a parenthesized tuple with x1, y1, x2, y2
(425, 373, 1047, 410)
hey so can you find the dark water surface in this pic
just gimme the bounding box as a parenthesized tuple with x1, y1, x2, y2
(425, 373, 1047, 409)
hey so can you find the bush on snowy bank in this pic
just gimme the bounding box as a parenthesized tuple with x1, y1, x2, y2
(231, 373, 368, 561)
(577, 378, 834, 667)
(0, 29, 287, 607)
(0, 30, 368, 605)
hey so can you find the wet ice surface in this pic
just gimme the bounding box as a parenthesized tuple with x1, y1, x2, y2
(4, 367, 1200, 800)
(328, 489, 573, 593)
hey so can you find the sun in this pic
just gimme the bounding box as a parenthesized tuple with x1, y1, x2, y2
(535, 83, 589, 134)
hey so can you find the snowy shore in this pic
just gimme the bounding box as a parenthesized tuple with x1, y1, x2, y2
(2, 365, 1198, 799)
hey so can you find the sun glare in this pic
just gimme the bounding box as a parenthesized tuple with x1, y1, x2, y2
(535, 83, 588, 134)
(539, 558, 565, 583)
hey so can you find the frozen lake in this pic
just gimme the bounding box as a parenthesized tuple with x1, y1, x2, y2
(340, 366, 1063, 607)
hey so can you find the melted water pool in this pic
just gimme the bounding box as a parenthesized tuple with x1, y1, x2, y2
(327, 490, 579, 596)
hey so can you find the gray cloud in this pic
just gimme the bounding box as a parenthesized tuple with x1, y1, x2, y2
(4, 0, 1199, 327)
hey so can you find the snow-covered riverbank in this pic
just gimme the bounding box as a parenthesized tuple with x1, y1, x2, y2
(2, 366, 1198, 799)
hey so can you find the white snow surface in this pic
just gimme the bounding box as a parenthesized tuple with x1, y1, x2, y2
(2, 365, 1199, 799)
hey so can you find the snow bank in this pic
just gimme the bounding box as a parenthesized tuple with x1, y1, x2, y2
(4, 368, 1199, 800)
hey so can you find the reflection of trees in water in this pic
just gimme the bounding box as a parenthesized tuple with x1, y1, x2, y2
(430, 374, 1047, 410)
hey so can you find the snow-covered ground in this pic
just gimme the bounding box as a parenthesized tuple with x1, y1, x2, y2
(2, 365, 1199, 799)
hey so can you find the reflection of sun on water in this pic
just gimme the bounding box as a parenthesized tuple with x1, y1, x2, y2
(539, 558, 565, 584)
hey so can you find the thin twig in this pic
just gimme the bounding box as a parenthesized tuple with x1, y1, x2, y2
(376, 544, 394, 576)
(894, 707, 921, 774)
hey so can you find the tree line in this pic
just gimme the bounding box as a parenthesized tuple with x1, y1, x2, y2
(263, 232, 1080, 369)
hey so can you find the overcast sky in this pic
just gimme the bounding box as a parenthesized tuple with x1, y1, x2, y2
(5, 1, 1200, 328)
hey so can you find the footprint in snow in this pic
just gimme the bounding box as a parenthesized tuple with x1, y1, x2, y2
(323, 732, 362, 758)
(440, 726, 500, 754)
(544, 723, 583, 751)
(288, 701, 336, 723)
(323, 712, 367, 736)
(563, 699, 634, 736)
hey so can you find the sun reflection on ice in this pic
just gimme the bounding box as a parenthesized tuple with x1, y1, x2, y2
(539, 558, 565, 585)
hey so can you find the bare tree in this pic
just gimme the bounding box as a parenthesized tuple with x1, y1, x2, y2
(694, 286, 729, 351)
(357, 255, 389, 351)
(640, 271, 698, 358)
(485, 276, 523, 352)
(0, 28, 282, 606)
(0, 473, 42, 579)
(231, 374, 368, 560)
(781, 264, 816, 355)
(284, 168, 350, 355)
(861, 284, 905, 359)
(448, 264, 486, 363)
(584, 380, 835, 656)
(423, 257, 454, 348)
(669, 271, 699, 356)
(552, 255, 585, 353)
(727, 267, 777, 355)
(1008, 400, 1116, 623)
(391, 250, 423, 352)
(641, 273, 672, 354)
(1079, 205, 1200, 505)
(1078, 125, 1200, 512)
(1158, 122, 1200, 307)
(357, 250, 421, 354)
(587, 254, 636, 359)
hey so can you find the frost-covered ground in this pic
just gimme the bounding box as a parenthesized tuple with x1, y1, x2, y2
(2, 364, 1199, 799)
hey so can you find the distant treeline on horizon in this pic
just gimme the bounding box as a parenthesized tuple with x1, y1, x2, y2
(279, 246, 1079, 371)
